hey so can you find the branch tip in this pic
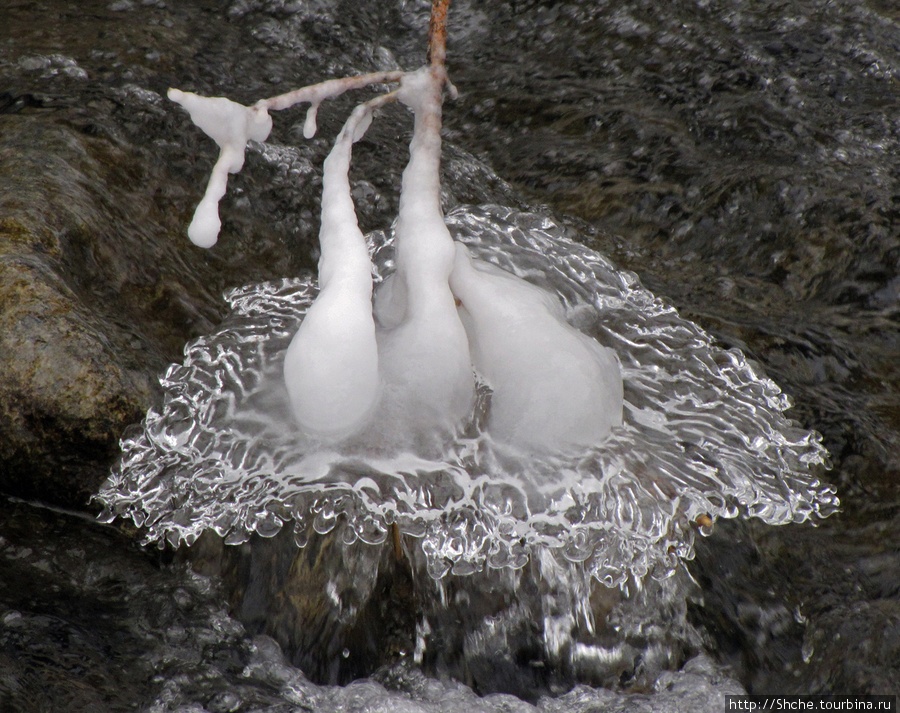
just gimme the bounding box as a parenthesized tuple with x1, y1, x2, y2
(427, 0, 451, 69)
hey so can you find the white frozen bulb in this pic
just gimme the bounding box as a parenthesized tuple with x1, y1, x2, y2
(169, 88, 272, 248)
(450, 243, 623, 453)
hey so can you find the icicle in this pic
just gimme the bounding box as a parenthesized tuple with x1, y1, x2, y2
(374, 67, 475, 444)
(449, 243, 624, 452)
(168, 89, 272, 247)
(283, 102, 381, 440)
(303, 102, 320, 139)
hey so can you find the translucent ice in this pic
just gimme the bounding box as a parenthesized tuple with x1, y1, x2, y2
(96, 205, 837, 586)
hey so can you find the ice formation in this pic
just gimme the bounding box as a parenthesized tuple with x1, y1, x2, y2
(372, 68, 475, 446)
(282, 102, 380, 440)
(450, 243, 623, 452)
(119, 44, 836, 585)
(96, 204, 838, 585)
(168, 63, 620, 454)
(167, 89, 272, 247)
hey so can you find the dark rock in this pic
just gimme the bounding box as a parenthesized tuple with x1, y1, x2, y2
(0, 109, 304, 506)
(0, 118, 166, 505)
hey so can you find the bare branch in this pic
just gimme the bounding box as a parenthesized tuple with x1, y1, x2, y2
(427, 0, 451, 70)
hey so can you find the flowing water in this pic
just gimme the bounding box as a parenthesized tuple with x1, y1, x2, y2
(2, 0, 899, 710)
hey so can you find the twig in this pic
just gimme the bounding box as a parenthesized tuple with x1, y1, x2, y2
(263, 70, 406, 140)
(171, 4, 453, 248)
(262, 71, 405, 112)
(427, 0, 451, 69)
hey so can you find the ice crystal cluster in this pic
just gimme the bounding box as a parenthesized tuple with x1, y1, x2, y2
(98, 57, 836, 585)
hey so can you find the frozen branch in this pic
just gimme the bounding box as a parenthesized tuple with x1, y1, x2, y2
(167, 88, 272, 247)
(168, 72, 405, 248)
(169, 1, 454, 249)
(262, 70, 405, 138)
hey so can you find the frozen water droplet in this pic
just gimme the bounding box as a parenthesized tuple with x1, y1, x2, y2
(303, 103, 319, 139)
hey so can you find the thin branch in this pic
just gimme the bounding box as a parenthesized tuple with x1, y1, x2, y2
(427, 0, 451, 70)
(263, 71, 405, 139)
(261, 70, 405, 112)
(336, 89, 401, 145)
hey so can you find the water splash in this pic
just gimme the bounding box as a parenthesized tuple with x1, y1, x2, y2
(96, 205, 836, 587)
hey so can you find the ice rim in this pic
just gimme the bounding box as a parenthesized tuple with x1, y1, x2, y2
(96, 204, 838, 588)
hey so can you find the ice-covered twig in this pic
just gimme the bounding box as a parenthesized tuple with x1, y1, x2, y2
(283, 93, 398, 440)
(427, 0, 450, 69)
(169, 72, 405, 248)
(167, 89, 272, 247)
(373, 65, 475, 442)
(263, 71, 405, 138)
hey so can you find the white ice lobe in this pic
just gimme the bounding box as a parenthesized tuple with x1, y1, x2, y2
(373, 68, 475, 444)
(303, 102, 320, 139)
(170, 67, 626, 455)
(167, 88, 272, 247)
(450, 244, 624, 452)
(283, 104, 380, 440)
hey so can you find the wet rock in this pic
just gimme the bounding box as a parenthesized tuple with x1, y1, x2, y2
(0, 109, 307, 506)
(0, 248, 152, 506)
(188, 526, 418, 685)
(0, 496, 266, 713)
(800, 599, 900, 694)
(689, 512, 900, 696)
(0, 119, 164, 506)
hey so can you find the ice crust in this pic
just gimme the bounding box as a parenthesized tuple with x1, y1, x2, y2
(97, 205, 837, 586)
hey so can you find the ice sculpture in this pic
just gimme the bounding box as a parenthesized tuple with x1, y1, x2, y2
(98, 2, 837, 588)
(450, 242, 623, 452)
(96, 204, 837, 585)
